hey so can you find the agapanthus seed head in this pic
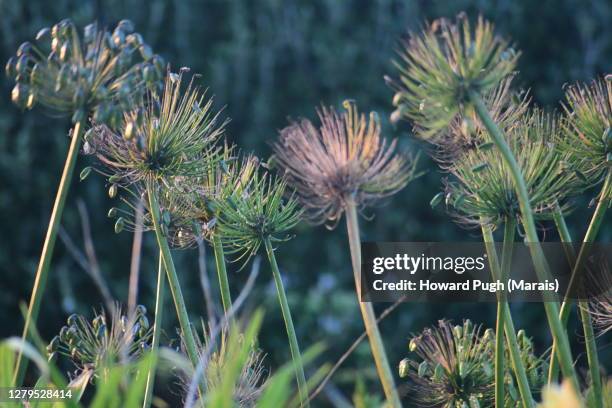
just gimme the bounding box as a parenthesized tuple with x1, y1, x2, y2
(214, 170, 302, 263)
(48, 303, 151, 376)
(401, 319, 544, 407)
(558, 77, 612, 187)
(273, 100, 416, 228)
(6, 19, 163, 125)
(391, 14, 519, 139)
(88, 70, 225, 187)
(444, 109, 583, 229)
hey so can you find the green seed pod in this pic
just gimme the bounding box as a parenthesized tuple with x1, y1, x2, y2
(392, 92, 403, 107)
(79, 166, 92, 181)
(66, 313, 79, 326)
(117, 19, 135, 34)
(16, 42, 32, 57)
(107, 207, 118, 218)
(29, 63, 41, 84)
(418, 361, 429, 377)
(108, 174, 122, 183)
(481, 361, 492, 378)
(114, 217, 125, 233)
(5, 57, 16, 78)
(15, 55, 29, 75)
(108, 184, 118, 198)
(136, 304, 147, 315)
(25, 92, 36, 109)
(454, 325, 463, 339)
(11, 83, 29, 108)
(433, 363, 444, 381)
(430, 192, 444, 208)
(516, 329, 525, 344)
(398, 358, 410, 378)
(59, 326, 69, 342)
(409, 338, 419, 352)
(47, 336, 60, 353)
(126, 33, 143, 46)
(468, 396, 481, 408)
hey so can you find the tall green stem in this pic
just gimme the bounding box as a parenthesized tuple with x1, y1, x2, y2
(345, 200, 402, 408)
(469, 90, 579, 391)
(14, 119, 85, 385)
(481, 223, 534, 408)
(143, 253, 165, 408)
(264, 237, 309, 407)
(212, 234, 232, 314)
(147, 186, 203, 399)
(549, 201, 606, 407)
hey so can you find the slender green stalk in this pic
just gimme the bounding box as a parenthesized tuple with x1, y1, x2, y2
(13, 119, 85, 385)
(147, 186, 204, 400)
(549, 202, 605, 407)
(481, 223, 534, 408)
(263, 237, 309, 407)
(345, 200, 402, 408)
(212, 234, 232, 314)
(469, 90, 580, 391)
(143, 254, 165, 408)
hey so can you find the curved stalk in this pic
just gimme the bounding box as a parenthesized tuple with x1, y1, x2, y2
(345, 200, 402, 407)
(481, 223, 534, 408)
(14, 119, 85, 385)
(549, 201, 605, 407)
(469, 90, 579, 392)
(143, 254, 165, 408)
(147, 186, 204, 400)
(264, 237, 309, 407)
(212, 234, 232, 314)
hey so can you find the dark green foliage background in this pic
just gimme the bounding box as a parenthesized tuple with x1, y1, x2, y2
(1, 0, 610, 400)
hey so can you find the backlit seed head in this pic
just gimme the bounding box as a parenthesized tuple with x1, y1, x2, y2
(444, 109, 583, 229)
(390, 14, 519, 140)
(5, 19, 163, 124)
(273, 100, 418, 228)
(401, 319, 544, 407)
(50, 303, 151, 375)
(214, 170, 302, 264)
(558, 77, 612, 189)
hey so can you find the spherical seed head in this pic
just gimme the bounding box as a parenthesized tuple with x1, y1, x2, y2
(214, 171, 302, 263)
(559, 77, 612, 187)
(51, 303, 151, 374)
(273, 100, 416, 227)
(445, 109, 582, 229)
(401, 319, 544, 407)
(391, 14, 519, 140)
(88, 70, 225, 186)
(6, 19, 163, 125)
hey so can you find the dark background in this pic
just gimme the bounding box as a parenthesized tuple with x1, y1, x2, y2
(1, 0, 610, 403)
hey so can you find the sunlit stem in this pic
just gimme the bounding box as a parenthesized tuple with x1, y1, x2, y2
(264, 237, 309, 407)
(345, 199, 402, 408)
(147, 186, 204, 399)
(143, 253, 165, 408)
(481, 222, 534, 408)
(469, 90, 579, 392)
(549, 196, 607, 407)
(212, 234, 232, 314)
(14, 119, 86, 386)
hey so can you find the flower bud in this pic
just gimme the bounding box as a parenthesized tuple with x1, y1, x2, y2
(79, 166, 92, 181)
(114, 217, 125, 233)
(107, 207, 118, 218)
(15, 55, 29, 75)
(398, 358, 410, 378)
(108, 184, 118, 198)
(5, 57, 16, 78)
(430, 192, 444, 209)
(36, 27, 50, 40)
(17, 42, 32, 57)
(418, 361, 429, 377)
(117, 20, 135, 34)
(139, 44, 153, 61)
(409, 337, 419, 352)
(11, 83, 29, 108)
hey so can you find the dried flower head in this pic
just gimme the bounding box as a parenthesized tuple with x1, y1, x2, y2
(273, 100, 416, 227)
(88, 69, 224, 186)
(47, 304, 151, 376)
(179, 324, 267, 407)
(390, 14, 519, 139)
(399, 319, 544, 408)
(6, 19, 163, 125)
(441, 110, 581, 229)
(214, 171, 301, 263)
(559, 77, 612, 187)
